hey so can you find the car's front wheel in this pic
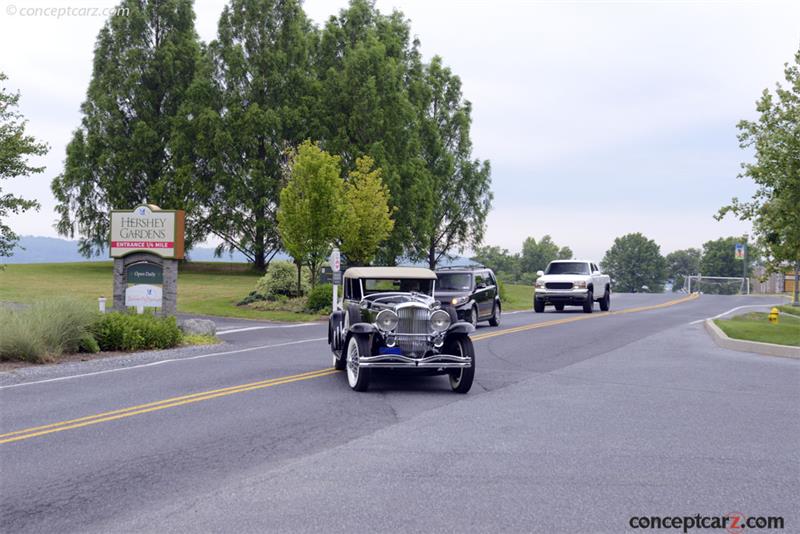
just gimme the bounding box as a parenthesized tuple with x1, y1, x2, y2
(583, 290, 594, 313)
(346, 335, 371, 391)
(444, 335, 475, 394)
(533, 299, 545, 313)
(468, 306, 478, 327)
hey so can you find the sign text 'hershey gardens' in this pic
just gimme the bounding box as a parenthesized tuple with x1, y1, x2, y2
(110, 204, 185, 259)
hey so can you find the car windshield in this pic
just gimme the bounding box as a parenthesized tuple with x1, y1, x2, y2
(436, 273, 473, 291)
(545, 262, 590, 275)
(362, 278, 434, 296)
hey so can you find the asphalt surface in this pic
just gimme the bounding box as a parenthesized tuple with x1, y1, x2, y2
(0, 293, 797, 533)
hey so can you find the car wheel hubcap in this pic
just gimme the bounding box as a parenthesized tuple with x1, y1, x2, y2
(346, 338, 359, 387)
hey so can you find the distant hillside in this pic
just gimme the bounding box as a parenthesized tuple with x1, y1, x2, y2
(4, 236, 474, 266)
(2, 236, 271, 264)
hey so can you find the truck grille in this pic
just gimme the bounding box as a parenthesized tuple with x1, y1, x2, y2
(396, 307, 430, 355)
(545, 282, 573, 290)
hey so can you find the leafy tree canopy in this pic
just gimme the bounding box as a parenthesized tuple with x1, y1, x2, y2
(601, 233, 667, 292)
(0, 72, 47, 258)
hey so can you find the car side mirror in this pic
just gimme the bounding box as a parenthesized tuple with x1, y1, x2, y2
(536, 270, 544, 277)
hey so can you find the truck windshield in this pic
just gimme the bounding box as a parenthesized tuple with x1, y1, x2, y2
(436, 273, 473, 291)
(545, 262, 590, 275)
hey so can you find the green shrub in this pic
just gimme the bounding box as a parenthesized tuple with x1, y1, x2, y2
(306, 283, 332, 313)
(498, 280, 508, 302)
(255, 261, 310, 298)
(248, 296, 308, 313)
(92, 312, 182, 352)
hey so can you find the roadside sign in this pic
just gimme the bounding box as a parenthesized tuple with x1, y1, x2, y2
(126, 262, 163, 284)
(329, 248, 341, 273)
(333, 271, 342, 285)
(735, 243, 745, 260)
(125, 284, 163, 308)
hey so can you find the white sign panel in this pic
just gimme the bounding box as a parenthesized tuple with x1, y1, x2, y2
(110, 205, 185, 259)
(125, 284, 163, 308)
(329, 248, 341, 272)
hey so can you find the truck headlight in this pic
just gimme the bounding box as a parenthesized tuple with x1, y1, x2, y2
(573, 281, 587, 289)
(535, 280, 546, 289)
(375, 310, 399, 332)
(450, 296, 469, 306)
(430, 309, 451, 332)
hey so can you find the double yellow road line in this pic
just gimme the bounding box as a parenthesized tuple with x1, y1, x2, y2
(1, 293, 698, 445)
(0, 368, 336, 445)
(472, 292, 699, 341)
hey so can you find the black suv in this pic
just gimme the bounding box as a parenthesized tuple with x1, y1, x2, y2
(435, 267, 501, 327)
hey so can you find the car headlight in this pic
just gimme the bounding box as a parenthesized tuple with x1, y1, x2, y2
(450, 296, 469, 306)
(573, 280, 587, 289)
(430, 309, 451, 332)
(375, 310, 399, 332)
(535, 280, 546, 288)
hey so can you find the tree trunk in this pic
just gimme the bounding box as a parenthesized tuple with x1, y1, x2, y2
(428, 240, 436, 270)
(309, 261, 317, 288)
(253, 223, 266, 272)
(793, 260, 799, 306)
(296, 261, 302, 296)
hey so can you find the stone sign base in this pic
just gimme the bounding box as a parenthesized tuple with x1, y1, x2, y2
(113, 252, 177, 316)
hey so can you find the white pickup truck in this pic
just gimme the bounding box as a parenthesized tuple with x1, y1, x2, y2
(533, 260, 611, 313)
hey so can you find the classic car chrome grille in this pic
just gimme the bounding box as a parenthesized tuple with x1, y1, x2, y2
(545, 282, 574, 290)
(396, 307, 430, 355)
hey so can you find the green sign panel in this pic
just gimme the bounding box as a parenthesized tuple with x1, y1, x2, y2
(127, 262, 163, 285)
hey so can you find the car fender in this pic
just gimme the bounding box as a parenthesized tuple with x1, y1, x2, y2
(329, 310, 345, 348)
(446, 321, 475, 335)
(349, 323, 377, 335)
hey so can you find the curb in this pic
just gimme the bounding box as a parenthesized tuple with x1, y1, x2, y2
(704, 319, 800, 360)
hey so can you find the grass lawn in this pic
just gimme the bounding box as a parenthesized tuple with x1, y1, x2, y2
(0, 262, 322, 322)
(778, 304, 800, 317)
(502, 283, 533, 311)
(715, 312, 800, 347)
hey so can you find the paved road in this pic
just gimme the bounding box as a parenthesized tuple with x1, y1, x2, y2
(1, 294, 797, 533)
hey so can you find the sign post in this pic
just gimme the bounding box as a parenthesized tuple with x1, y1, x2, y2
(110, 204, 185, 316)
(329, 248, 341, 311)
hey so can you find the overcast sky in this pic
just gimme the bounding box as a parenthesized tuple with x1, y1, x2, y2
(1, 0, 799, 260)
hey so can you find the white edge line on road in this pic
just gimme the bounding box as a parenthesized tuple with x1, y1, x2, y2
(217, 323, 318, 335)
(0, 337, 327, 390)
(689, 303, 784, 325)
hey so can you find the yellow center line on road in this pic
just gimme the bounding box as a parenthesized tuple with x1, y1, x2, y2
(1, 293, 699, 446)
(472, 293, 699, 342)
(0, 368, 336, 445)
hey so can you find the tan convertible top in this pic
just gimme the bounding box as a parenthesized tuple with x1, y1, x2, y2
(343, 266, 437, 280)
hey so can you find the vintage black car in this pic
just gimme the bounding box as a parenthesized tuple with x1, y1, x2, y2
(435, 267, 502, 327)
(328, 267, 476, 393)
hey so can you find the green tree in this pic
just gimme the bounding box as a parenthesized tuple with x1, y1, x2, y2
(665, 248, 701, 291)
(51, 0, 202, 256)
(339, 156, 394, 266)
(717, 48, 800, 305)
(0, 73, 47, 258)
(520, 235, 563, 274)
(471, 245, 519, 276)
(181, 0, 317, 270)
(278, 142, 343, 292)
(412, 56, 492, 268)
(317, 0, 427, 263)
(601, 233, 667, 292)
(700, 236, 752, 278)
(557, 246, 573, 260)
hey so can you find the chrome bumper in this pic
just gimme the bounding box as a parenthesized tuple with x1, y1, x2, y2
(359, 353, 471, 369)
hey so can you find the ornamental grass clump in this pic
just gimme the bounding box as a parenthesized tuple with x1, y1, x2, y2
(0, 298, 99, 363)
